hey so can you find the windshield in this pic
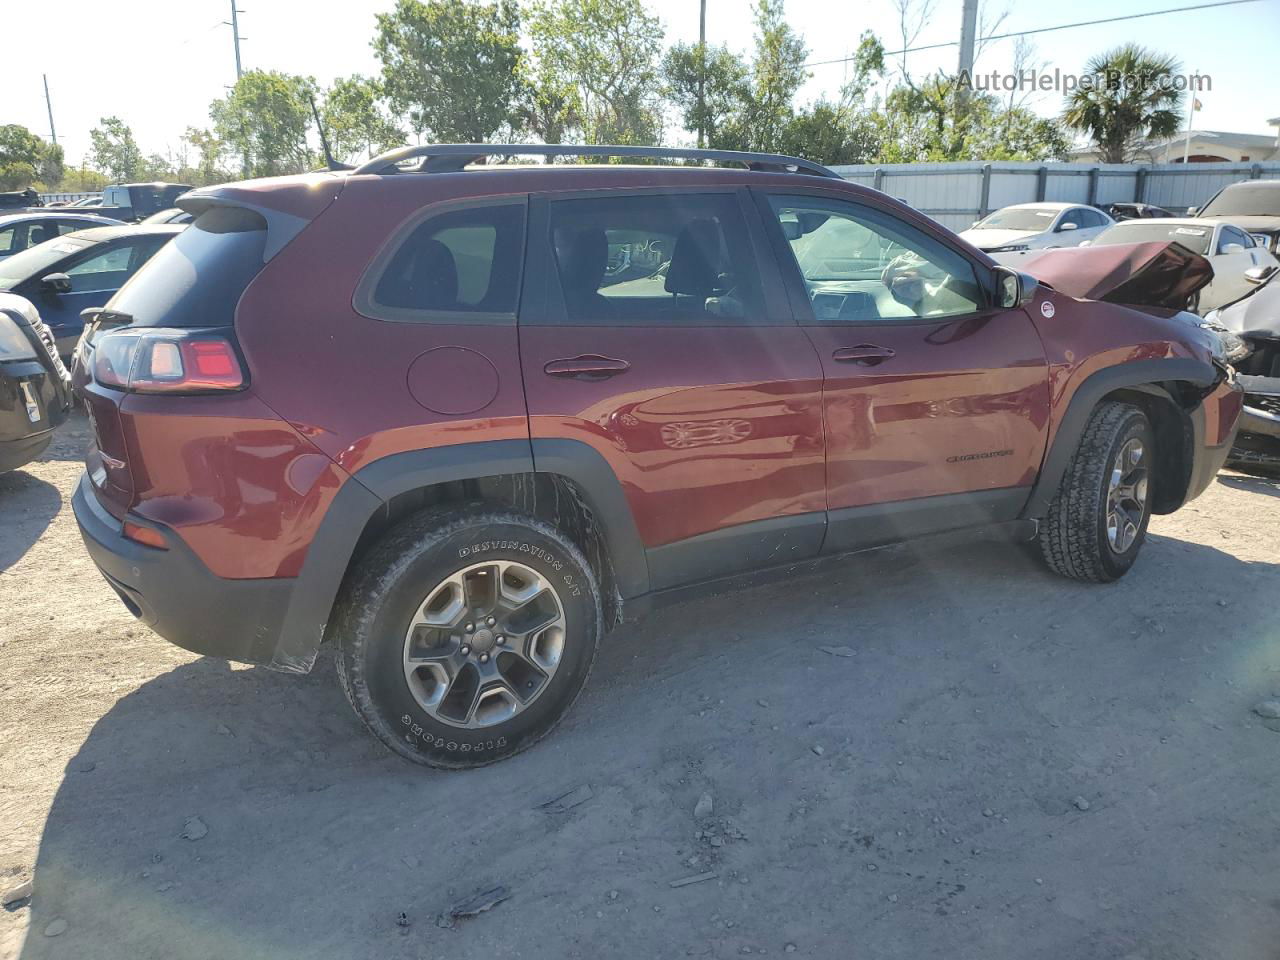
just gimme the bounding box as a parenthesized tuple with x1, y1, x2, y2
(0, 238, 92, 290)
(973, 207, 1059, 231)
(1201, 184, 1280, 217)
(1092, 223, 1212, 255)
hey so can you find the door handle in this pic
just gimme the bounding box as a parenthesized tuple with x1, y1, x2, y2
(543, 354, 631, 380)
(832, 344, 896, 366)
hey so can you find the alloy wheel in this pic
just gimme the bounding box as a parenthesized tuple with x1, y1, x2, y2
(1106, 436, 1148, 553)
(402, 560, 566, 729)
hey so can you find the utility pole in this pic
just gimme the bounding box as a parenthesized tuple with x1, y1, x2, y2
(227, 1, 245, 80)
(42, 74, 56, 146)
(956, 0, 979, 118)
(697, 0, 707, 148)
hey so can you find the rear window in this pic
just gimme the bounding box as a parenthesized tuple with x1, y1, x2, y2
(108, 208, 266, 327)
(1201, 183, 1280, 218)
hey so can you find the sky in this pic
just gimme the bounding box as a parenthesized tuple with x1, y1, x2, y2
(5, 0, 1279, 167)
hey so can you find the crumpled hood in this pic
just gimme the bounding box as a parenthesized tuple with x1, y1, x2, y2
(957, 227, 1038, 250)
(1213, 275, 1280, 340)
(1001, 241, 1213, 310)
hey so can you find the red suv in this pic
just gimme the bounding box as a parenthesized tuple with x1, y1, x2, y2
(72, 145, 1242, 768)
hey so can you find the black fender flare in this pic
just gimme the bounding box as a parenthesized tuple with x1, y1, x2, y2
(1020, 357, 1217, 520)
(272, 437, 648, 672)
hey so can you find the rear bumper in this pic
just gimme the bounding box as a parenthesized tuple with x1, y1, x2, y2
(72, 472, 304, 671)
(0, 430, 52, 473)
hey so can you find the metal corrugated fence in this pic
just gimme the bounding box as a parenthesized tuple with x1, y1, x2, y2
(828, 161, 1280, 232)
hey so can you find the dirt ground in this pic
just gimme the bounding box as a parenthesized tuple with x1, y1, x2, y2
(1, 410, 1278, 960)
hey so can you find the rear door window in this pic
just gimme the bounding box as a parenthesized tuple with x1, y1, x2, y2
(543, 192, 765, 325)
(359, 200, 526, 323)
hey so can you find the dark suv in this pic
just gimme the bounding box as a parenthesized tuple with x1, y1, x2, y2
(72, 145, 1242, 768)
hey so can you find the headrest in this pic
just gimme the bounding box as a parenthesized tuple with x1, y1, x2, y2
(665, 219, 721, 297)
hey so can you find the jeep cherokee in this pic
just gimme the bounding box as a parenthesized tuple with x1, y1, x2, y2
(71, 144, 1243, 768)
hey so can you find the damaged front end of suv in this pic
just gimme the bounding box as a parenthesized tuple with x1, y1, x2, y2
(1203, 268, 1280, 472)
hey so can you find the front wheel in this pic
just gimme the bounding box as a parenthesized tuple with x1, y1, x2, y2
(1038, 402, 1154, 582)
(333, 505, 602, 768)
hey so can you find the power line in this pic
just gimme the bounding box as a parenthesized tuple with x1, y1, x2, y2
(805, 0, 1265, 67)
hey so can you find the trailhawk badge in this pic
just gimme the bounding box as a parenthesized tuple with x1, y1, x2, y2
(1039, 300, 1056, 319)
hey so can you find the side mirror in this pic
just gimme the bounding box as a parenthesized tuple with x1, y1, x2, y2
(970, 220, 980, 228)
(1221, 243, 1246, 255)
(994, 267, 1039, 309)
(780, 219, 802, 241)
(1245, 265, 1277, 284)
(1186, 206, 1199, 216)
(41, 272, 71, 294)
(1057, 221, 1079, 232)
(1078, 240, 1092, 247)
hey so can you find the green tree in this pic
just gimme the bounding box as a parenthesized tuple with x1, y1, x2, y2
(211, 71, 317, 178)
(374, 0, 523, 143)
(528, 0, 664, 145)
(0, 124, 53, 190)
(740, 0, 809, 152)
(181, 127, 228, 186)
(37, 143, 65, 189)
(88, 116, 143, 182)
(322, 75, 405, 161)
(662, 42, 749, 149)
(1062, 44, 1184, 163)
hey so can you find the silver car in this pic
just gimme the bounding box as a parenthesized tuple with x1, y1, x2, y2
(958, 202, 1114, 253)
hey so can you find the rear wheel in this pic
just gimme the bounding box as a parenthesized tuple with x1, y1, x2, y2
(1038, 402, 1153, 582)
(333, 505, 601, 768)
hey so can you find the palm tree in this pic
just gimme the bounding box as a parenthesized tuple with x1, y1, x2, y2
(1062, 45, 1185, 163)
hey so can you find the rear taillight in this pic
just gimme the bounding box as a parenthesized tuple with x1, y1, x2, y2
(92, 329, 246, 394)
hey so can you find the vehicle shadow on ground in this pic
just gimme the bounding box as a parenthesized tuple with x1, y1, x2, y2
(18, 535, 1280, 960)
(1217, 471, 1280, 499)
(0, 470, 62, 572)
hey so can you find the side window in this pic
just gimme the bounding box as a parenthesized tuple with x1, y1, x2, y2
(0, 224, 20, 254)
(27, 220, 57, 248)
(363, 201, 525, 321)
(546, 192, 764, 325)
(56, 220, 88, 236)
(1217, 226, 1249, 253)
(1080, 209, 1107, 228)
(64, 238, 165, 292)
(1058, 208, 1084, 230)
(765, 195, 983, 323)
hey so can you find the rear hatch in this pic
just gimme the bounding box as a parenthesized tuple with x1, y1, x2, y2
(76, 176, 343, 517)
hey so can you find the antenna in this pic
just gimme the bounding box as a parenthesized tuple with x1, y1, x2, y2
(309, 94, 351, 172)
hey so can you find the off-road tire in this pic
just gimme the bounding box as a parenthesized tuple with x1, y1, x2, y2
(1038, 402, 1154, 583)
(333, 504, 602, 769)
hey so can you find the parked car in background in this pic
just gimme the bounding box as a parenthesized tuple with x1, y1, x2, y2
(958, 202, 1114, 253)
(0, 189, 41, 210)
(0, 293, 71, 473)
(1085, 217, 1280, 312)
(1194, 179, 1280, 255)
(0, 223, 184, 357)
(0, 212, 126, 260)
(140, 207, 193, 225)
(71, 144, 1240, 769)
(1107, 202, 1175, 221)
(97, 183, 192, 221)
(70, 196, 103, 207)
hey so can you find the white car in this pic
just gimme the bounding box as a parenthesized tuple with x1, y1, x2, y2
(958, 202, 1114, 253)
(1086, 218, 1280, 312)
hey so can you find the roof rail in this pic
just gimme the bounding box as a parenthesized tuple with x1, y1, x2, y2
(351, 143, 840, 179)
